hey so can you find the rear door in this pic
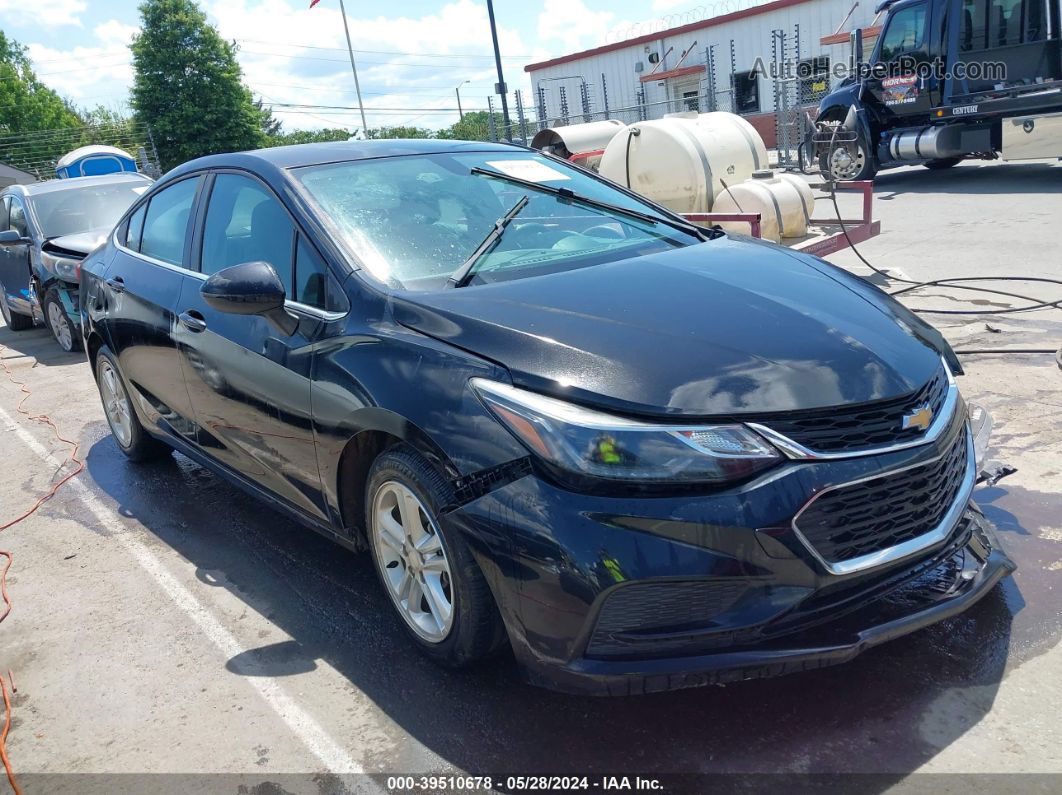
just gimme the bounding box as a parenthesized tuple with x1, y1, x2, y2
(103, 175, 203, 440)
(0, 195, 36, 316)
(173, 170, 343, 521)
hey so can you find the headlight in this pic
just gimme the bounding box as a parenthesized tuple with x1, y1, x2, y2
(471, 378, 781, 484)
(41, 251, 81, 282)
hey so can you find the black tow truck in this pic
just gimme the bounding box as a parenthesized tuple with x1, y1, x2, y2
(814, 0, 1062, 178)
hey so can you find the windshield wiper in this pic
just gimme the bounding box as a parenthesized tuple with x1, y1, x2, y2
(447, 194, 530, 288)
(469, 167, 716, 242)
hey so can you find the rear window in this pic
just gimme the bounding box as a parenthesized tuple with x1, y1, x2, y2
(32, 179, 150, 239)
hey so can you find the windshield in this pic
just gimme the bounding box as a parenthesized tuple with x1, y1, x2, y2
(294, 151, 702, 290)
(33, 179, 151, 239)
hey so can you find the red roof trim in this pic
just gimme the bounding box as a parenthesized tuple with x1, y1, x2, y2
(820, 25, 882, 45)
(525, 0, 816, 73)
(639, 64, 706, 83)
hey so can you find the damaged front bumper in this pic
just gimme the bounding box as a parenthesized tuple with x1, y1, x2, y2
(517, 509, 1013, 696)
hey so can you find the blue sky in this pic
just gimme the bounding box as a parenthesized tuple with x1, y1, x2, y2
(0, 0, 709, 132)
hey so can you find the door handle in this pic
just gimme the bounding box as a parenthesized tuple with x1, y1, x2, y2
(178, 310, 207, 333)
(105, 276, 125, 293)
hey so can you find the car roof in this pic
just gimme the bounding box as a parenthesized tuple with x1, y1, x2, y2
(10, 172, 152, 198)
(167, 138, 527, 178)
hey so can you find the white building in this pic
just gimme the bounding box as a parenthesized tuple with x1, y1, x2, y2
(523, 0, 883, 147)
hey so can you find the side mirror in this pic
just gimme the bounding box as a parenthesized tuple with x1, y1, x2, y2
(0, 230, 29, 246)
(200, 261, 298, 336)
(851, 28, 864, 70)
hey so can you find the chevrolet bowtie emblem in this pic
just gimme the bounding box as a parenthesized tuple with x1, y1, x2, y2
(902, 404, 934, 432)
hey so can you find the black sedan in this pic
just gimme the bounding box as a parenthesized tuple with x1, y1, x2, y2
(79, 140, 1012, 695)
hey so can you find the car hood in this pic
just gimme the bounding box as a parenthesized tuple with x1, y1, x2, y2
(42, 229, 108, 258)
(391, 238, 945, 417)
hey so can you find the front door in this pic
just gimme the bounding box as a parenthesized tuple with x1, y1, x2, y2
(867, 0, 938, 118)
(174, 171, 338, 521)
(0, 196, 36, 318)
(102, 175, 202, 440)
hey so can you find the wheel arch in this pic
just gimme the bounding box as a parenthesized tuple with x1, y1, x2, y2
(333, 407, 461, 544)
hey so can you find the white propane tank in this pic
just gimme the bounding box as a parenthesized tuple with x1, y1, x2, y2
(710, 170, 813, 242)
(598, 112, 768, 213)
(531, 119, 626, 171)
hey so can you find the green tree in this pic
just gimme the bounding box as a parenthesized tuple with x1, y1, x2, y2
(0, 32, 83, 174)
(435, 111, 503, 142)
(365, 125, 432, 140)
(266, 128, 352, 147)
(130, 0, 264, 170)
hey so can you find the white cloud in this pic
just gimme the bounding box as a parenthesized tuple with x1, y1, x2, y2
(25, 17, 133, 111)
(537, 0, 615, 53)
(207, 0, 532, 131)
(94, 19, 139, 45)
(0, 0, 86, 27)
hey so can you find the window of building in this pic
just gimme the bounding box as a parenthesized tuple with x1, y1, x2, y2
(733, 70, 759, 113)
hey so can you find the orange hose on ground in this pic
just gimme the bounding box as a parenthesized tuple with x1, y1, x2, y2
(0, 341, 85, 795)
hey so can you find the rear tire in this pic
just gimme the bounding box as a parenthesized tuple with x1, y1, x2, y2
(0, 284, 34, 331)
(94, 347, 171, 462)
(365, 444, 506, 667)
(44, 288, 81, 352)
(924, 157, 962, 170)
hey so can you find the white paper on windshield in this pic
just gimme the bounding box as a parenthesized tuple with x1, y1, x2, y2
(486, 160, 570, 183)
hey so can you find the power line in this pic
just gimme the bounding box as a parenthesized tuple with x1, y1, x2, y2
(239, 49, 501, 69)
(236, 38, 530, 59)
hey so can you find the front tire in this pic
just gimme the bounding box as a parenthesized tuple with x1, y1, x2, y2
(94, 347, 170, 462)
(365, 444, 505, 667)
(0, 284, 34, 331)
(44, 288, 81, 352)
(819, 126, 878, 181)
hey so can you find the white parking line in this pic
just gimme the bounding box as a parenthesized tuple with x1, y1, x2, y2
(0, 402, 371, 780)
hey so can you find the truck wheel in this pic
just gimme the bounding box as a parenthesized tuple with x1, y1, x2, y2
(820, 130, 877, 181)
(44, 288, 81, 352)
(924, 157, 962, 170)
(365, 444, 506, 668)
(0, 284, 34, 331)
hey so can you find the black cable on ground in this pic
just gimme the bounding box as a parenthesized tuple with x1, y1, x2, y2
(820, 123, 1062, 358)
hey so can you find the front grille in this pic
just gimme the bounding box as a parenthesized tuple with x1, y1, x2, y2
(587, 580, 748, 658)
(757, 366, 949, 453)
(795, 427, 969, 564)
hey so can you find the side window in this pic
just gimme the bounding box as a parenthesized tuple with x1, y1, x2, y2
(879, 4, 928, 60)
(294, 234, 344, 311)
(140, 177, 200, 266)
(961, 0, 988, 50)
(8, 197, 28, 237)
(733, 70, 759, 113)
(124, 203, 147, 251)
(201, 173, 294, 296)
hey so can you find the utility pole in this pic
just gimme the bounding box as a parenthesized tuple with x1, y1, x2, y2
(485, 0, 511, 135)
(456, 80, 469, 120)
(337, 0, 369, 137)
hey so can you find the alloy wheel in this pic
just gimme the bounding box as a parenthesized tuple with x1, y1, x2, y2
(98, 359, 133, 447)
(48, 300, 73, 351)
(828, 141, 866, 181)
(0, 290, 10, 325)
(371, 480, 454, 643)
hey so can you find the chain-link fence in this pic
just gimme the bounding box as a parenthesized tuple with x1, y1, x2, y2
(493, 27, 831, 171)
(0, 121, 162, 181)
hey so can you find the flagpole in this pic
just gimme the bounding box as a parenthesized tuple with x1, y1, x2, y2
(337, 0, 369, 137)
